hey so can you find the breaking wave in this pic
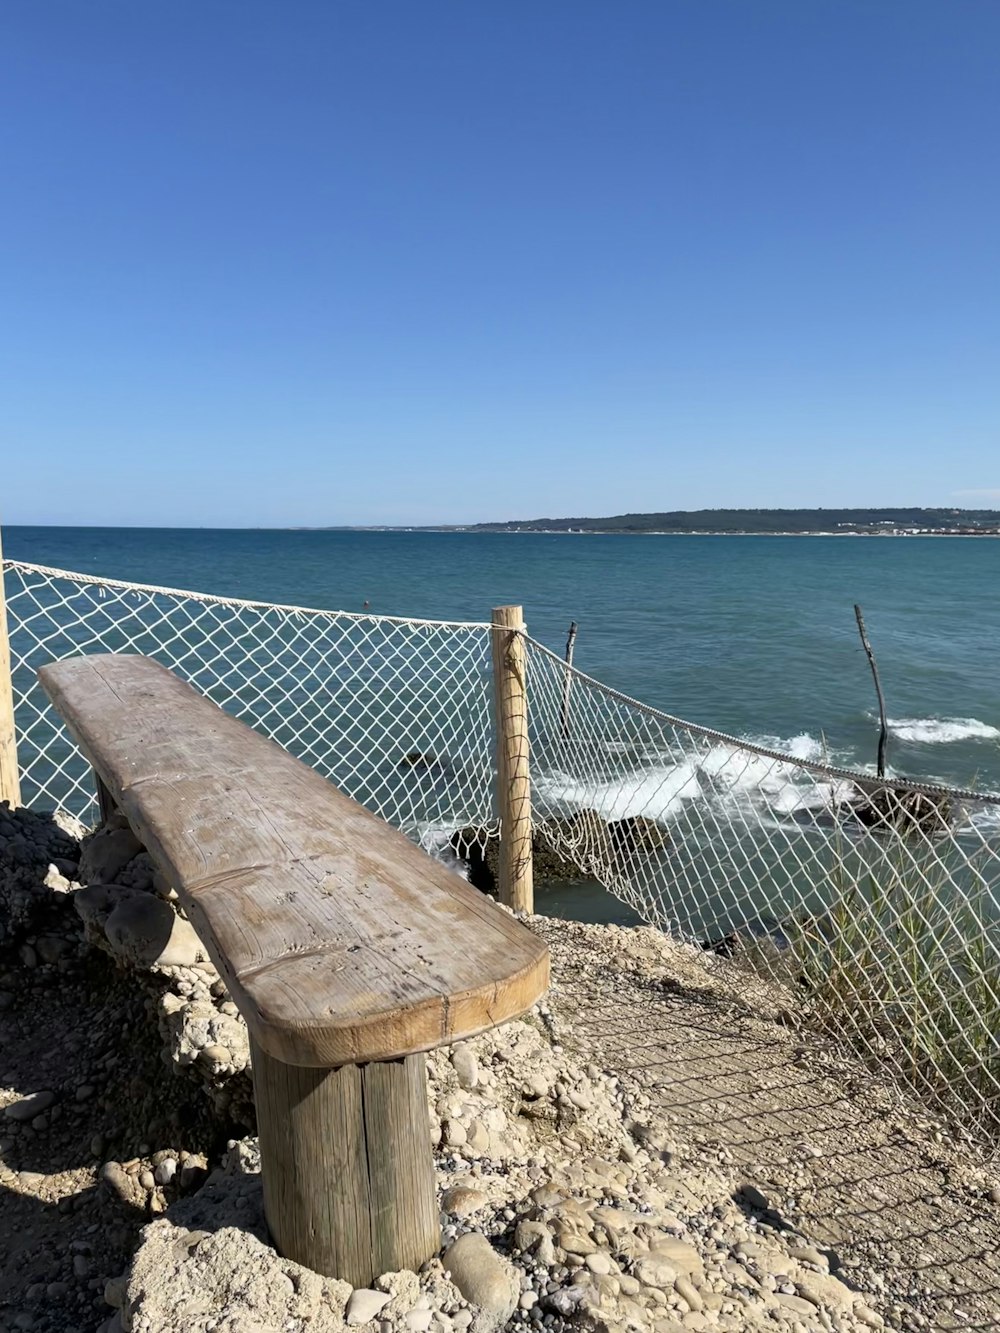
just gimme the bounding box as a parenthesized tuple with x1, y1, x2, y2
(887, 717, 1000, 745)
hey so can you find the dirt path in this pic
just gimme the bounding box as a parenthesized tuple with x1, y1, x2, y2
(538, 917, 1000, 1332)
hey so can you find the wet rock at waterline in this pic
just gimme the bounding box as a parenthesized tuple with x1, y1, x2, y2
(450, 810, 669, 893)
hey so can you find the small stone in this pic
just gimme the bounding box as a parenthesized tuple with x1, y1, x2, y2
(737, 1184, 769, 1212)
(405, 1311, 433, 1332)
(443, 1231, 519, 1330)
(5, 1091, 55, 1122)
(444, 1120, 467, 1148)
(45, 1283, 70, 1299)
(441, 1186, 489, 1217)
(451, 1045, 479, 1090)
(153, 1157, 177, 1186)
(36, 936, 69, 963)
(75, 1085, 95, 1102)
(854, 1305, 885, 1329)
(989, 1184, 1000, 1205)
(585, 1252, 613, 1275)
(73, 1254, 90, 1278)
(465, 1120, 490, 1153)
(346, 1289, 392, 1324)
(674, 1276, 703, 1312)
(139, 1170, 155, 1191)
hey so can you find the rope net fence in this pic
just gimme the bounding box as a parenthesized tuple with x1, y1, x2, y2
(4, 559, 1000, 1141)
(523, 635, 1000, 1142)
(2, 561, 497, 851)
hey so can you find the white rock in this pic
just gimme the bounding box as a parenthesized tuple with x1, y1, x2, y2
(346, 1289, 392, 1324)
(443, 1232, 519, 1332)
(451, 1045, 479, 1090)
(153, 1158, 177, 1186)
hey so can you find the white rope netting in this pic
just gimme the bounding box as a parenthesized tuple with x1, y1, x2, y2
(522, 635, 1000, 1140)
(2, 561, 497, 850)
(5, 558, 1000, 1139)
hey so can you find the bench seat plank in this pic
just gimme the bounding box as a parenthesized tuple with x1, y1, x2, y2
(38, 654, 549, 1066)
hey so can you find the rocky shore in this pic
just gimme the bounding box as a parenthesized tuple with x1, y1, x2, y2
(2, 802, 999, 1333)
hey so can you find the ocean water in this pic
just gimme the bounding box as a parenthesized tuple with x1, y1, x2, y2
(5, 527, 999, 925)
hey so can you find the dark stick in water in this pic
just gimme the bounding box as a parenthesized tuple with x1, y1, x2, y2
(854, 603, 888, 779)
(560, 621, 578, 740)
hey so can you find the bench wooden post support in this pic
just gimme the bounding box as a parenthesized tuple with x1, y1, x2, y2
(251, 1040, 439, 1286)
(0, 528, 21, 809)
(491, 605, 533, 912)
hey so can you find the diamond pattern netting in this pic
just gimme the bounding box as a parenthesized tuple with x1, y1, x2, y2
(6, 559, 1000, 1142)
(522, 634, 1000, 1141)
(3, 561, 496, 852)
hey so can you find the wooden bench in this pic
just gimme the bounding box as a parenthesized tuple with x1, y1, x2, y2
(38, 654, 549, 1285)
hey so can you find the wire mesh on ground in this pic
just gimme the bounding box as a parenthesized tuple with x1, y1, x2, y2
(2, 562, 496, 846)
(524, 635, 1000, 1143)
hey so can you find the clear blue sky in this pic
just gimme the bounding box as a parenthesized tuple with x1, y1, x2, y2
(2, 1, 998, 527)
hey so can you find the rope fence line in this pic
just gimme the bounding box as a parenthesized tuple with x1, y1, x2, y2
(1, 560, 498, 841)
(2, 558, 1000, 1141)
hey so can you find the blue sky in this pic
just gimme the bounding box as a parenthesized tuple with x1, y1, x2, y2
(2, 1, 998, 526)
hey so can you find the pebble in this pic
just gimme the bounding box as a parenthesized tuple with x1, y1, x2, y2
(441, 1185, 489, 1217)
(154, 1157, 177, 1186)
(346, 1289, 392, 1324)
(4, 1091, 55, 1122)
(450, 1045, 479, 1090)
(443, 1231, 519, 1326)
(585, 1252, 612, 1275)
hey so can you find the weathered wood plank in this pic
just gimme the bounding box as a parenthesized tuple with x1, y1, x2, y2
(37, 654, 549, 1066)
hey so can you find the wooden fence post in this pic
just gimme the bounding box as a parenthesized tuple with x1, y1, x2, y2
(491, 605, 533, 912)
(0, 527, 21, 808)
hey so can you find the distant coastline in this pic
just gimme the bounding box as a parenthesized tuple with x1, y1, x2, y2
(324, 506, 1000, 538)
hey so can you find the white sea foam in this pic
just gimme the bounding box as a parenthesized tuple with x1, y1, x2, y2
(887, 717, 1000, 745)
(536, 732, 841, 826)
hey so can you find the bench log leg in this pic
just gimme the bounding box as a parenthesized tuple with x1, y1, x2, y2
(251, 1040, 440, 1286)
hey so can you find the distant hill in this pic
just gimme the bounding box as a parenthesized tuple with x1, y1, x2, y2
(458, 508, 1000, 535)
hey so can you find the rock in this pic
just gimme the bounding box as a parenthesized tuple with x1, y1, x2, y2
(737, 1183, 769, 1212)
(443, 1120, 467, 1147)
(585, 1252, 613, 1275)
(441, 1186, 489, 1217)
(36, 935, 70, 962)
(154, 1157, 177, 1186)
(104, 894, 208, 969)
(443, 1232, 519, 1332)
(4, 1091, 55, 1122)
(346, 1289, 392, 1324)
(465, 1120, 490, 1154)
(674, 1276, 703, 1312)
(650, 1238, 703, 1276)
(79, 826, 143, 883)
(451, 1046, 479, 1090)
(854, 1304, 885, 1329)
